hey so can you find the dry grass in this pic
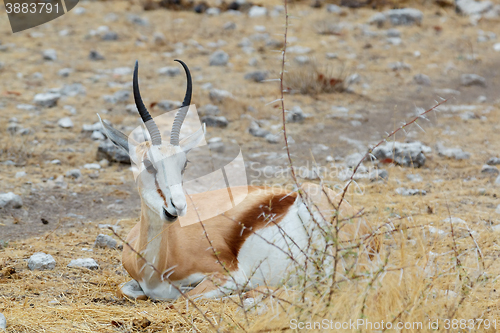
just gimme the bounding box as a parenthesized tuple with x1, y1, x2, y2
(283, 60, 347, 95)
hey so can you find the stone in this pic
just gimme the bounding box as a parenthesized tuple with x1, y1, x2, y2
(208, 138, 224, 152)
(206, 7, 220, 16)
(386, 28, 401, 37)
(396, 187, 426, 196)
(368, 12, 387, 27)
(286, 106, 305, 123)
(101, 31, 118, 41)
(91, 130, 105, 140)
(58, 68, 73, 77)
(128, 14, 148, 26)
(89, 50, 105, 61)
(294, 56, 310, 65)
(201, 115, 229, 128)
(0, 313, 5, 330)
(201, 105, 220, 116)
(369, 169, 389, 181)
(84, 163, 101, 170)
(414, 74, 431, 85)
(244, 71, 268, 82)
(494, 43, 500, 51)
(436, 142, 471, 160)
(157, 100, 182, 111)
(67, 258, 99, 270)
(43, 49, 57, 61)
(157, 66, 181, 77)
(223, 22, 236, 30)
(58, 117, 74, 128)
(94, 234, 117, 249)
(496, 204, 500, 214)
(17, 104, 36, 111)
(33, 92, 61, 107)
(388, 62, 411, 71)
(265, 133, 280, 144)
(287, 45, 312, 54)
(345, 153, 364, 168)
(82, 122, 103, 132)
(456, 0, 493, 15)
(209, 89, 233, 103)
(487, 157, 500, 165)
(385, 8, 423, 25)
(461, 74, 486, 87)
(66, 169, 82, 178)
(153, 32, 166, 45)
(0, 192, 23, 208)
(407, 173, 423, 182)
(103, 90, 130, 104)
(248, 6, 267, 17)
(209, 50, 229, 66)
(248, 121, 269, 137)
(326, 4, 342, 13)
(496, 175, 500, 185)
(481, 164, 499, 175)
(97, 140, 130, 164)
(372, 141, 430, 168)
(28, 252, 56, 271)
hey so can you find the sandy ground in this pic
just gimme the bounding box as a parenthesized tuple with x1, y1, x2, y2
(1, 0, 500, 331)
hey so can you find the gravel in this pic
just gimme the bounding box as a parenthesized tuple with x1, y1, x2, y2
(436, 142, 471, 160)
(201, 115, 229, 128)
(486, 157, 500, 165)
(248, 6, 267, 17)
(372, 141, 430, 168)
(244, 71, 268, 82)
(248, 121, 269, 137)
(43, 49, 57, 61)
(209, 89, 233, 103)
(396, 187, 427, 196)
(28, 252, 56, 270)
(66, 169, 82, 178)
(481, 164, 500, 175)
(97, 140, 131, 164)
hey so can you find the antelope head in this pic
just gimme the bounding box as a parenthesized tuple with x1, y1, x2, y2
(98, 60, 204, 222)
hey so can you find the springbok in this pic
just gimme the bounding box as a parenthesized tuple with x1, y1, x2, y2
(99, 60, 378, 301)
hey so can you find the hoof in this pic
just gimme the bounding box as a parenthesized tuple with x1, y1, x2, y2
(117, 280, 148, 300)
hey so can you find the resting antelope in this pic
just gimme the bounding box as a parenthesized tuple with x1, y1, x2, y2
(99, 60, 378, 301)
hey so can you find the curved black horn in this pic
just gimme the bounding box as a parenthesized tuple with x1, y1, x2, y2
(170, 59, 192, 146)
(133, 61, 161, 145)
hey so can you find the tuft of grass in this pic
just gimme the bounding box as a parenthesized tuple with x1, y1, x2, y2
(283, 59, 346, 95)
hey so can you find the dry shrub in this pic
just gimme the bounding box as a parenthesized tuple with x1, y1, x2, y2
(283, 60, 346, 95)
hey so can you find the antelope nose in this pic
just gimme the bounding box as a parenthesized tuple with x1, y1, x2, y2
(170, 198, 186, 211)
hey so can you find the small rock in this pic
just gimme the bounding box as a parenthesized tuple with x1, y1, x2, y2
(265, 133, 280, 144)
(157, 66, 181, 77)
(0, 313, 5, 330)
(67, 258, 99, 270)
(74, 7, 86, 15)
(97, 140, 131, 164)
(436, 142, 471, 160)
(414, 74, 431, 85)
(248, 6, 267, 17)
(128, 14, 148, 26)
(58, 117, 74, 128)
(481, 164, 499, 175)
(15, 171, 26, 178)
(385, 8, 423, 26)
(208, 138, 225, 152)
(496, 204, 500, 214)
(456, 0, 493, 15)
(58, 68, 73, 77)
(103, 90, 130, 104)
(101, 31, 118, 41)
(407, 173, 423, 182)
(460, 74, 486, 87)
(388, 62, 411, 71)
(153, 32, 166, 45)
(201, 115, 229, 128)
(223, 22, 236, 30)
(209, 50, 229, 66)
(84, 163, 101, 170)
(0, 192, 23, 208)
(287, 106, 305, 123)
(33, 92, 61, 107)
(209, 89, 233, 103)
(368, 12, 387, 27)
(157, 100, 182, 111)
(82, 122, 103, 132)
(386, 28, 401, 37)
(326, 4, 342, 13)
(206, 7, 220, 16)
(28, 252, 56, 271)
(43, 49, 57, 61)
(248, 121, 269, 137)
(66, 169, 82, 179)
(396, 187, 426, 196)
(91, 130, 105, 141)
(494, 43, 500, 51)
(487, 157, 500, 165)
(495, 175, 500, 185)
(294, 56, 310, 65)
(94, 234, 117, 249)
(372, 141, 430, 168)
(201, 104, 220, 116)
(244, 71, 268, 82)
(287, 45, 312, 54)
(17, 104, 36, 111)
(369, 169, 389, 181)
(89, 50, 105, 61)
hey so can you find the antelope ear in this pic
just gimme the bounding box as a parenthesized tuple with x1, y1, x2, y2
(97, 114, 136, 153)
(179, 124, 205, 153)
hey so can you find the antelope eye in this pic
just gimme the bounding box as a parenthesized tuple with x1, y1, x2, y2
(143, 159, 157, 174)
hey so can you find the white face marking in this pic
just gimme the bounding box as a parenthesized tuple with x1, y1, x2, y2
(137, 143, 188, 222)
